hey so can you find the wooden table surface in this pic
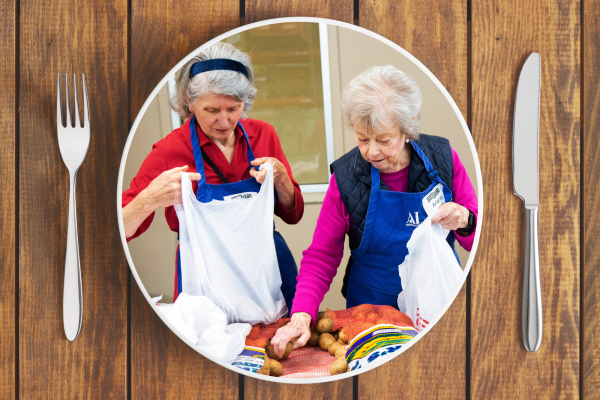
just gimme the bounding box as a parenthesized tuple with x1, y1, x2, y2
(1, 0, 598, 398)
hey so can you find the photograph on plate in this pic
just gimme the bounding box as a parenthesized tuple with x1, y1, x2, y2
(118, 18, 483, 383)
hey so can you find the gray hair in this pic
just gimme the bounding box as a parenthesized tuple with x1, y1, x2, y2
(171, 42, 257, 119)
(340, 65, 422, 140)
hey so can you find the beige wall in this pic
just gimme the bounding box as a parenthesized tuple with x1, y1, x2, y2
(123, 23, 478, 310)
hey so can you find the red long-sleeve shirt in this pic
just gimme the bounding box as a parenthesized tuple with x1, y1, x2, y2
(122, 116, 304, 241)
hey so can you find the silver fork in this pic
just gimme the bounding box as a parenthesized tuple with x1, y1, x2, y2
(56, 74, 90, 341)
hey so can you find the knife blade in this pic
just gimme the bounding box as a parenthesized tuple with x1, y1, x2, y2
(513, 52, 542, 352)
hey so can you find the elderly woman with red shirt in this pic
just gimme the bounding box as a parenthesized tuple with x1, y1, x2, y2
(270, 65, 478, 357)
(122, 42, 303, 313)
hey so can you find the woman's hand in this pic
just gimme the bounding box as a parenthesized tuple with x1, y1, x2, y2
(431, 202, 470, 231)
(249, 157, 288, 185)
(250, 157, 295, 210)
(142, 165, 202, 209)
(270, 312, 312, 359)
(122, 165, 201, 238)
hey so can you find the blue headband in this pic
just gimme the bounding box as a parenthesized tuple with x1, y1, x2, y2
(190, 59, 249, 79)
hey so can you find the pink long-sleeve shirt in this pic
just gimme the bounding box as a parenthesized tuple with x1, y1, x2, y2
(290, 148, 478, 324)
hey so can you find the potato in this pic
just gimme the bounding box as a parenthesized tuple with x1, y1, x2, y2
(283, 341, 294, 359)
(257, 355, 271, 376)
(394, 313, 416, 328)
(247, 324, 261, 340)
(265, 339, 294, 361)
(351, 304, 374, 317)
(328, 341, 343, 356)
(377, 305, 398, 317)
(338, 329, 349, 344)
(352, 321, 375, 333)
(307, 329, 320, 346)
(269, 359, 283, 377)
(316, 309, 336, 322)
(329, 357, 348, 375)
(365, 312, 379, 322)
(354, 312, 366, 320)
(319, 333, 336, 351)
(375, 318, 394, 326)
(315, 318, 334, 334)
(264, 340, 277, 359)
(283, 338, 298, 358)
(335, 345, 347, 359)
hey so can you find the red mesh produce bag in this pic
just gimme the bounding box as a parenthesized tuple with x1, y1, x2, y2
(234, 305, 417, 378)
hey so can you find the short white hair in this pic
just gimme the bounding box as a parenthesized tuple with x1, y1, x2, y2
(340, 65, 422, 140)
(171, 42, 257, 119)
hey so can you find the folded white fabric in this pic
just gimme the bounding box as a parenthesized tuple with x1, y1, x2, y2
(153, 293, 251, 364)
(198, 323, 252, 362)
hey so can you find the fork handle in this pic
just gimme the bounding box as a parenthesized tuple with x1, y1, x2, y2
(522, 205, 542, 351)
(63, 171, 83, 341)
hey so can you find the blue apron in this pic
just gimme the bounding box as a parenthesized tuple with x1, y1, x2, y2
(346, 141, 459, 308)
(175, 116, 298, 315)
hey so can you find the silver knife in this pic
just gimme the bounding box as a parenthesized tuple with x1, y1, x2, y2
(513, 52, 542, 352)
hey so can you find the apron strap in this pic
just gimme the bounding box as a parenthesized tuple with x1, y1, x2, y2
(237, 120, 260, 171)
(200, 147, 229, 184)
(189, 115, 260, 181)
(189, 115, 207, 178)
(410, 140, 444, 184)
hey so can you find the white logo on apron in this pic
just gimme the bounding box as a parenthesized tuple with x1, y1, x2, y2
(406, 212, 421, 227)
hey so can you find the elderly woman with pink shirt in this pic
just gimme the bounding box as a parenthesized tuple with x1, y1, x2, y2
(270, 65, 478, 357)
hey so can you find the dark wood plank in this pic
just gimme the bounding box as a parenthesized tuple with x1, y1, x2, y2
(0, 0, 15, 397)
(129, 0, 241, 398)
(358, 1, 468, 398)
(130, 0, 239, 124)
(19, 0, 128, 397)
(244, 379, 354, 399)
(245, 0, 352, 23)
(471, 0, 580, 398)
(242, 1, 353, 397)
(584, 0, 600, 397)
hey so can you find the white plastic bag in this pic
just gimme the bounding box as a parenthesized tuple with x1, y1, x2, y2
(397, 215, 463, 332)
(174, 162, 287, 325)
(154, 293, 251, 364)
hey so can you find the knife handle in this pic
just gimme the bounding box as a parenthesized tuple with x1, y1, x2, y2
(522, 205, 542, 351)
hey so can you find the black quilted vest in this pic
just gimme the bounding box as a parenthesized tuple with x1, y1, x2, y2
(330, 134, 454, 298)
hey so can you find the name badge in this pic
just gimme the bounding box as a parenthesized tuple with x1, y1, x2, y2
(223, 192, 256, 202)
(422, 183, 445, 216)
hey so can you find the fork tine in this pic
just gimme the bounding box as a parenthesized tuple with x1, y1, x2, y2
(73, 74, 81, 128)
(65, 74, 71, 128)
(57, 74, 63, 128)
(82, 73, 89, 125)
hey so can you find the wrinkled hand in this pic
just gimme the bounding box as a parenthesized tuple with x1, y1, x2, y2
(270, 312, 312, 359)
(249, 157, 289, 185)
(431, 202, 470, 231)
(142, 165, 202, 209)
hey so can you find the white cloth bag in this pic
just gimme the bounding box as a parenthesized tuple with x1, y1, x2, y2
(397, 215, 463, 332)
(174, 162, 287, 325)
(153, 293, 252, 364)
